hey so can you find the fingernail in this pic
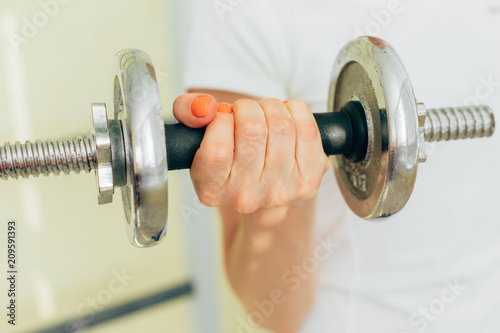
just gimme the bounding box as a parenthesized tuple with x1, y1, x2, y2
(191, 96, 211, 118)
(283, 100, 290, 103)
(217, 102, 233, 114)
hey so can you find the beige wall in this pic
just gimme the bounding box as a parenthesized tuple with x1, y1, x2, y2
(0, 1, 191, 332)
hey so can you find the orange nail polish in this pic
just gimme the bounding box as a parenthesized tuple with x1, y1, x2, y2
(191, 96, 211, 118)
(283, 100, 290, 103)
(217, 102, 233, 114)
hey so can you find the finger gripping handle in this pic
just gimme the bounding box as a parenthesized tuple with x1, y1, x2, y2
(164, 109, 362, 171)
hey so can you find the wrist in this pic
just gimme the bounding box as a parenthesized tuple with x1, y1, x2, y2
(236, 197, 317, 251)
(240, 197, 317, 226)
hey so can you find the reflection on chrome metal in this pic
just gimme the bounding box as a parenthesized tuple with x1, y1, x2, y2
(0, 104, 117, 206)
(329, 36, 422, 219)
(0, 136, 96, 179)
(92, 103, 114, 205)
(0, 50, 169, 248)
(114, 49, 169, 248)
(424, 105, 495, 141)
(328, 36, 495, 219)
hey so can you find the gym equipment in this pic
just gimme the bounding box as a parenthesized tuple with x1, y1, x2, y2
(0, 37, 495, 247)
(330, 36, 494, 218)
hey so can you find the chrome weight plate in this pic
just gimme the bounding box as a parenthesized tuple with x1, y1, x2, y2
(329, 37, 423, 219)
(113, 49, 169, 247)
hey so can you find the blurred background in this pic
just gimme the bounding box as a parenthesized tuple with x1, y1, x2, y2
(0, 1, 255, 332)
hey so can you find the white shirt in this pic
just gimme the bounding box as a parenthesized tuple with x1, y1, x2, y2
(182, 0, 500, 332)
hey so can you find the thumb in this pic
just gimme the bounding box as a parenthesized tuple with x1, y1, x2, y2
(173, 93, 218, 128)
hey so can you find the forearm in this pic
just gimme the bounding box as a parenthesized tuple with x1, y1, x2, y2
(222, 197, 318, 333)
(185, 89, 323, 331)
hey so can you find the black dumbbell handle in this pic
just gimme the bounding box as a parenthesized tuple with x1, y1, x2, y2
(164, 101, 367, 171)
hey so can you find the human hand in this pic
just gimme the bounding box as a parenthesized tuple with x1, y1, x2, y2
(173, 94, 331, 214)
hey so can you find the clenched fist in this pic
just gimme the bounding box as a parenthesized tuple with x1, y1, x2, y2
(173, 94, 331, 214)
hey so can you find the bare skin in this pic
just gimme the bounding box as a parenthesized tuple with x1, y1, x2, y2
(172, 89, 331, 333)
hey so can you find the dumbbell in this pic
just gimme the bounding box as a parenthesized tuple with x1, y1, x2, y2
(0, 37, 495, 247)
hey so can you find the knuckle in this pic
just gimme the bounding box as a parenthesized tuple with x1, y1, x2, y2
(235, 205, 258, 215)
(198, 195, 216, 208)
(195, 183, 222, 207)
(260, 97, 283, 105)
(297, 186, 316, 200)
(240, 119, 268, 140)
(202, 144, 233, 165)
(265, 182, 289, 207)
(288, 100, 308, 110)
(234, 199, 258, 214)
(233, 99, 259, 110)
(268, 115, 295, 136)
(298, 177, 320, 199)
(197, 189, 218, 207)
(234, 184, 260, 214)
(298, 122, 320, 141)
(323, 156, 332, 172)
